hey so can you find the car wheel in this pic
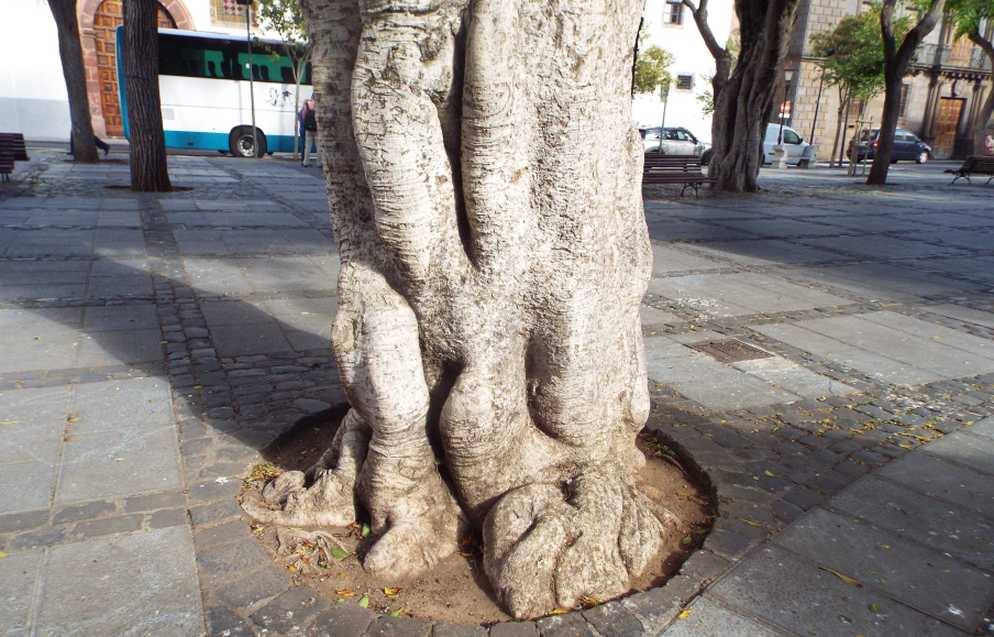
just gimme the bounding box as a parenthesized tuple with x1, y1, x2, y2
(916, 151, 928, 165)
(890, 159, 898, 164)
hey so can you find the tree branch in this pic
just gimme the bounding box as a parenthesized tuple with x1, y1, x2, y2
(683, 0, 728, 61)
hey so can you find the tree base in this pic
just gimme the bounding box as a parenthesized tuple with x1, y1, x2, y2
(240, 410, 714, 624)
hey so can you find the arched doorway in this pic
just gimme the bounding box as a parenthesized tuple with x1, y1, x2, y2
(91, 0, 176, 136)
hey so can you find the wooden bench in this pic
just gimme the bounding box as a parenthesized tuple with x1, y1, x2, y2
(642, 153, 716, 197)
(0, 133, 29, 183)
(945, 156, 994, 184)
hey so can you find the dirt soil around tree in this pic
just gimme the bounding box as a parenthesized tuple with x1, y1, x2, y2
(239, 408, 716, 625)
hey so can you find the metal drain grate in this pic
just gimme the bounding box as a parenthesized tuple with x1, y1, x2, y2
(688, 339, 773, 363)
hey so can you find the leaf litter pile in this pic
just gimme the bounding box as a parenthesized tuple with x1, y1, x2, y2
(241, 410, 715, 624)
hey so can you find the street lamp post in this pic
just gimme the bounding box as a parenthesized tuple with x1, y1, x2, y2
(658, 81, 670, 152)
(236, 0, 258, 158)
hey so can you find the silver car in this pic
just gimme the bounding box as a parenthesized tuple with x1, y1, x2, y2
(641, 127, 706, 158)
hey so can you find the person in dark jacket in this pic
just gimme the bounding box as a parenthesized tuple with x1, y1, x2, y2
(301, 98, 320, 166)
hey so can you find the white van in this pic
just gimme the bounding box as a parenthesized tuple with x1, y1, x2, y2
(763, 123, 811, 165)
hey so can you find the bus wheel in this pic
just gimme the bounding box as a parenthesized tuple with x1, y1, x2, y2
(229, 127, 267, 158)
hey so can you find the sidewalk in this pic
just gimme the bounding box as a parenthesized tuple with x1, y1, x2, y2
(0, 149, 991, 636)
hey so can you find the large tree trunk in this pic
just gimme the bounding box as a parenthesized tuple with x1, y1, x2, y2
(47, 0, 98, 163)
(969, 31, 994, 156)
(123, 0, 171, 192)
(708, 0, 800, 192)
(867, 0, 945, 185)
(243, 0, 674, 620)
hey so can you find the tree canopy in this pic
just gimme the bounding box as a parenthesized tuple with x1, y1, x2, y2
(810, 6, 909, 104)
(633, 43, 674, 95)
(946, 0, 993, 36)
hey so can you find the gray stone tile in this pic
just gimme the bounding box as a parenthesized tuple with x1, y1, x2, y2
(0, 550, 41, 636)
(201, 299, 272, 327)
(71, 377, 173, 434)
(0, 460, 56, 514)
(57, 427, 180, 504)
(212, 323, 292, 357)
(74, 328, 163, 366)
(800, 235, 966, 260)
(36, 527, 203, 636)
(651, 243, 726, 274)
(859, 311, 994, 361)
(641, 305, 682, 326)
(660, 596, 784, 636)
(732, 357, 857, 400)
(709, 545, 961, 637)
(876, 449, 994, 519)
(924, 304, 994, 329)
(775, 508, 993, 631)
(712, 218, 838, 237)
(85, 274, 154, 298)
(968, 417, 994, 440)
(167, 212, 307, 227)
(645, 337, 799, 410)
(788, 263, 979, 301)
(83, 304, 159, 331)
(686, 239, 842, 266)
(829, 475, 994, 571)
(922, 431, 994, 477)
(0, 385, 72, 465)
(650, 272, 848, 317)
(755, 322, 940, 385)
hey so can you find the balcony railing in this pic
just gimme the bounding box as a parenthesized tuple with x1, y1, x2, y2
(914, 42, 992, 71)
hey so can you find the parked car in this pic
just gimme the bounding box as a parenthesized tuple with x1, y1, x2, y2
(850, 128, 932, 164)
(762, 123, 812, 165)
(640, 126, 708, 159)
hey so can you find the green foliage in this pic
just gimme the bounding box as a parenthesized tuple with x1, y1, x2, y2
(946, 0, 994, 38)
(633, 43, 674, 95)
(256, 0, 307, 46)
(810, 6, 910, 102)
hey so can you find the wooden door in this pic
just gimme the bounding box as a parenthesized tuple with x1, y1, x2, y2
(934, 97, 965, 159)
(92, 0, 176, 137)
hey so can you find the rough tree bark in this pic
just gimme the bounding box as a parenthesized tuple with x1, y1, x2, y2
(867, 0, 946, 185)
(123, 0, 171, 192)
(708, 0, 800, 192)
(683, 0, 733, 150)
(243, 0, 676, 620)
(969, 30, 994, 155)
(47, 0, 98, 163)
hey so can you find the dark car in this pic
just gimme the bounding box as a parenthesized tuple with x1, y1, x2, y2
(851, 128, 932, 164)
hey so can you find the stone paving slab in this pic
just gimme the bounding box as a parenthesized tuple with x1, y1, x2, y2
(708, 545, 962, 637)
(775, 507, 994, 631)
(875, 449, 994, 520)
(829, 474, 994, 572)
(661, 597, 786, 637)
(34, 526, 203, 636)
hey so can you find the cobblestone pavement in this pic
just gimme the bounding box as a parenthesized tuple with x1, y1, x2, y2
(0, 150, 992, 636)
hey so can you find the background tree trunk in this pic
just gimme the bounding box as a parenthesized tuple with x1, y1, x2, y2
(708, 0, 800, 192)
(244, 0, 674, 620)
(683, 0, 733, 147)
(867, 0, 945, 185)
(123, 0, 171, 192)
(47, 0, 98, 163)
(969, 30, 994, 155)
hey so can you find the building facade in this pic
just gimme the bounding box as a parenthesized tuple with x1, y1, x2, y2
(782, 0, 993, 161)
(632, 0, 737, 144)
(1, 0, 263, 141)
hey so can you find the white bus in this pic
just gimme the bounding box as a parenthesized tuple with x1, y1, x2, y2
(115, 27, 313, 157)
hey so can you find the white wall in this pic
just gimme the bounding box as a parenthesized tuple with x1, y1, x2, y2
(0, 0, 73, 141)
(632, 0, 735, 144)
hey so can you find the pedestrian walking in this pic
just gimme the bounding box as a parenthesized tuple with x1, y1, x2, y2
(301, 98, 320, 167)
(68, 133, 110, 157)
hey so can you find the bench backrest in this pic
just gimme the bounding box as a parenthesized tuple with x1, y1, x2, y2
(0, 133, 28, 162)
(643, 154, 705, 176)
(972, 157, 994, 172)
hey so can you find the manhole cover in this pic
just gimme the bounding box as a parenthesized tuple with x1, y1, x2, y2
(688, 339, 772, 363)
